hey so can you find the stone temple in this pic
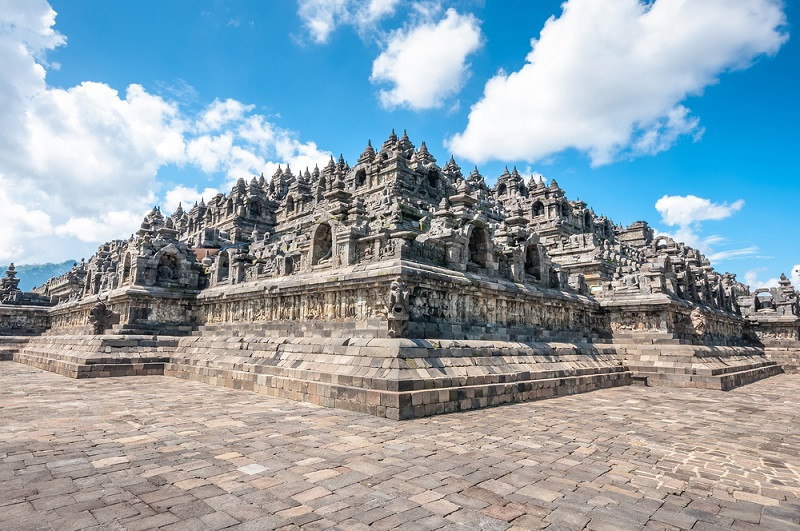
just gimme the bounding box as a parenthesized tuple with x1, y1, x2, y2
(1, 130, 798, 419)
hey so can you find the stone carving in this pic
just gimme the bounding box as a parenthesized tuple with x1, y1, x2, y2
(88, 302, 115, 335)
(387, 279, 409, 338)
(690, 307, 707, 339)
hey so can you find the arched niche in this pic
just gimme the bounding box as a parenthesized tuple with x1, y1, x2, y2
(286, 196, 295, 214)
(468, 225, 489, 268)
(532, 201, 544, 217)
(317, 177, 327, 201)
(121, 253, 132, 284)
(355, 169, 367, 189)
(156, 253, 180, 286)
(312, 223, 333, 266)
(583, 211, 592, 230)
(216, 251, 230, 283)
(524, 245, 541, 281)
(426, 170, 439, 189)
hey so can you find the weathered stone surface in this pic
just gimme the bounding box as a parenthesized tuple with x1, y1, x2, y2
(1, 130, 797, 416)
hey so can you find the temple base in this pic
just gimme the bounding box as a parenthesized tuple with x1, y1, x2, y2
(612, 337, 782, 390)
(3, 334, 630, 419)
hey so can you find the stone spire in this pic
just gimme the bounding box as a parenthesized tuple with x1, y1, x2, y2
(2, 263, 20, 294)
(358, 140, 376, 164)
(442, 155, 462, 180)
(414, 141, 436, 165)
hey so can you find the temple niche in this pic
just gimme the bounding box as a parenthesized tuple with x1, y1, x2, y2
(1, 129, 797, 419)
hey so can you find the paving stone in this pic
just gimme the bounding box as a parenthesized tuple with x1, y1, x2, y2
(2, 364, 800, 530)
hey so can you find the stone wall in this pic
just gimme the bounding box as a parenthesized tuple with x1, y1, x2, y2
(47, 287, 195, 335)
(603, 298, 748, 346)
(0, 305, 49, 336)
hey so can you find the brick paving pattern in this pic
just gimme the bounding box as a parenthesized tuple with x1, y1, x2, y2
(1, 363, 799, 530)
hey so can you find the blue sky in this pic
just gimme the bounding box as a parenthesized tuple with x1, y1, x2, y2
(1, 0, 798, 288)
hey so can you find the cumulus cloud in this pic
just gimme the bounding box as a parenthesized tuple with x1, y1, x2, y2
(745, 264, 800, 290)
(655, 195, 744, 227)
(744, 268, 782, 290)
(371, 8, 482, 110)
(297, 0, 400, 43)
(163, 185, 221, 213)
(198, 98, 254, 131)
(54, 211, 147, 243)
(0, 1, 331, 264)
(186, 102, 332, 189)
(653, 194, 757, 265)
(449, 0, 788, 164)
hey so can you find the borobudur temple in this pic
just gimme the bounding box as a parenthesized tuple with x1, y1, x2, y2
(1, 130, 798, 419)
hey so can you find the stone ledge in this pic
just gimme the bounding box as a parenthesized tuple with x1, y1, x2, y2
(7, 334, 631, 419)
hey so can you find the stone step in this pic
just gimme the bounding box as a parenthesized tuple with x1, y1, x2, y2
(110, 323, 195, 337)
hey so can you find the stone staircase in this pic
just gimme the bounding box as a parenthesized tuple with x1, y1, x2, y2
(10, 335, 178, 378)
(613, 342, 782, 390)
(0, 337, 29, 360)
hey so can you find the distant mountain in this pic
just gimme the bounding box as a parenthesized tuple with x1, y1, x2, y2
(7, 260, 76, 292)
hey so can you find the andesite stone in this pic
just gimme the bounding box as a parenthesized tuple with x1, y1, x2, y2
(1, 131, 797, 418)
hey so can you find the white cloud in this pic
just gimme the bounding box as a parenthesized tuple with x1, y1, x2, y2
(0, 1, 183, 263)
(371, 8, 482, 110)
(297, 0, 400, 43)
(449, 0, 788, 164)
(745, 264, 800, 290)
(707, 246, 760, 262)
(164, 185, 221, 213)
(198, 98, 254, 132)
(0, 1, 331, 265)
(653, 195, 757, 266)
(186, 106, 332, 189)
(54, 211, 146, 243)
(744, 268, 780, 290)
(655, 195, 744, 227)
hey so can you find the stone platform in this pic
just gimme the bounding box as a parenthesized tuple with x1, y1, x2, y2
(612, 339, 782, 390)
(1, 334, 631, 420)
(8, 335, 177, 379)
(761, 339, 800, 374)
(165, 336, 631, 420)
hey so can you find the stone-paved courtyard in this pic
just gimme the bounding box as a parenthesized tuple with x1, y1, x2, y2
(1, 364, 799, 530)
